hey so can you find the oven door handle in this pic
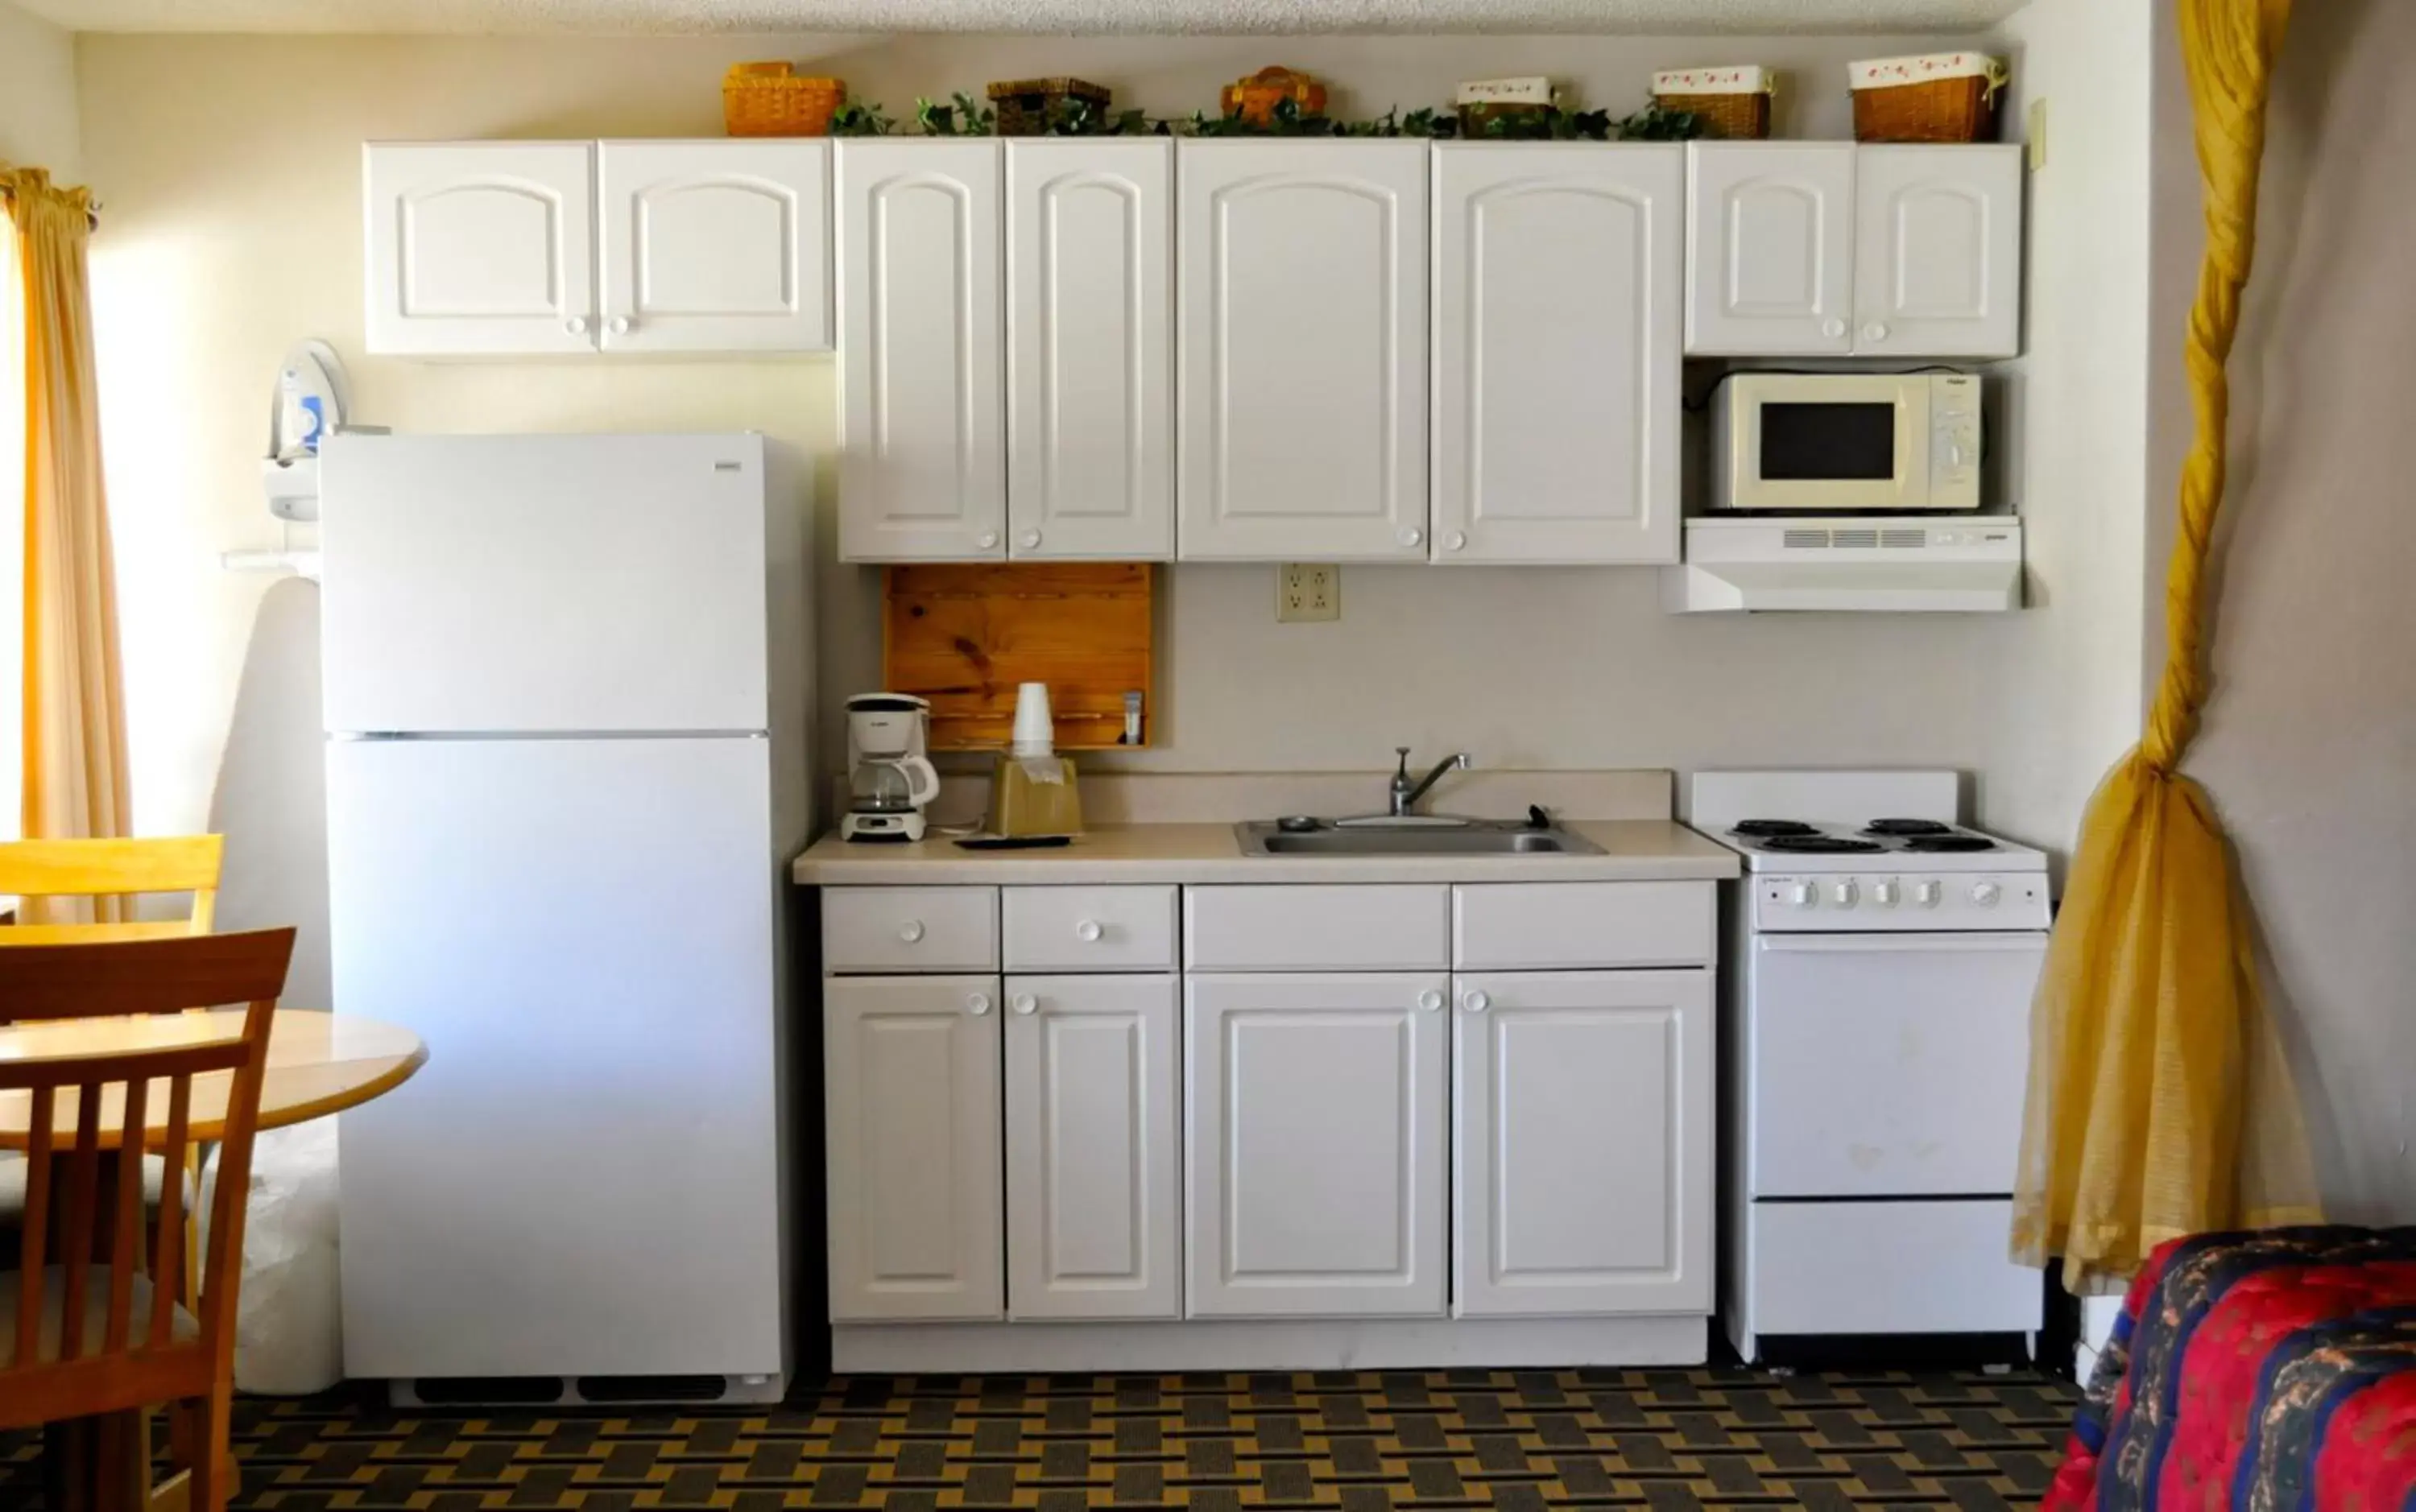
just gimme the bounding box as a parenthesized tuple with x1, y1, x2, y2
(1756, 933, 2048, 954)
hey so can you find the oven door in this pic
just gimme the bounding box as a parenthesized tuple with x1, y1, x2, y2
(1723, 375, 1934, 510)
(1745, 931, 2045, 1198)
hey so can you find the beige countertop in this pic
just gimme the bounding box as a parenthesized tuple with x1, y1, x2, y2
(791, 820, 1739, 886)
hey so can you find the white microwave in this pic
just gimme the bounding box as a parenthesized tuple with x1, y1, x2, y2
(1712, 373, 1983, 512)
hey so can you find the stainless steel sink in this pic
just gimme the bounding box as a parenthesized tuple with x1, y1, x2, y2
(1234, 820, 1603, 858)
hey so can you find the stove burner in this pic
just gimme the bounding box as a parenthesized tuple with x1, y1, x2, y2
(1864, 818, 1953, 837)
(1904, 833, 1996, 853)
(1759, 834, 1886, 855)
(1731, 820, 1819, 838)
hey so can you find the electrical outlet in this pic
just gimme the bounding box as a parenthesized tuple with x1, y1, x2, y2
(1277, 564, 1340, 623)
(2027, 98, 2049, 171)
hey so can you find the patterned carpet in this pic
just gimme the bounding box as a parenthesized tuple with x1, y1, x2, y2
(1, 1369, 2076, 1510)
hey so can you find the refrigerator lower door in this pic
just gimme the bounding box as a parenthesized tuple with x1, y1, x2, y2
(332, 735, 784, 1382)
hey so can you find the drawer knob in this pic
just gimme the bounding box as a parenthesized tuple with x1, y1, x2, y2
(1074, 919, 1103, 943)
(1463, 989, 1491, 1014)
(897, 920, 925, 944)
(966, 992, 991, 1016)
(1011, 993, 1037, 1015)
(1417, 989, 1444, 1013)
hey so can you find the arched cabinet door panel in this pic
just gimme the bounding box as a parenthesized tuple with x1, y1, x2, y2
(1433, 143, 1682, 564)
(1685, 142, 1855, 357)
(598, 139, 831, 353)
(1853, 144, 2022, 359)
(1177, 142, 1430, 562)
(366, 142, 597, 356)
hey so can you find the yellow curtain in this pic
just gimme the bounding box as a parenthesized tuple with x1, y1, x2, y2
(2011, 0, 2323, 1292)
(3, 167, 131, 926)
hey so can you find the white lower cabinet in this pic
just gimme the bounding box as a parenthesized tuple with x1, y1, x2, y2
(825, 975, 1004, 1321)
(1452, 970, 1715, 1318)
(1005, 975, 1181, 1320)
(1184, 973, 1450, 1318)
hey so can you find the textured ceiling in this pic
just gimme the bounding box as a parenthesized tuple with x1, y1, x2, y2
(26, 0, 2027, 35)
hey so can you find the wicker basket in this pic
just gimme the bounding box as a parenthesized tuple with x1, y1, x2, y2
(1849, 53, 2008, 143)
(1652, 66, 1775, 139)
(987, 76, 1112, 136)
(1454, 75, 1553, 135)
(723, 63, 845, 137)
(1221, 66, 1326, 126)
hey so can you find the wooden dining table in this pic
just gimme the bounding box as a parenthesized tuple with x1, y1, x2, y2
(0, 1008, 428, 1512)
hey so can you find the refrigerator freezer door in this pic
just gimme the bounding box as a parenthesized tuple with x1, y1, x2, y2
(321, 433, 769, 735)
(333, 735, 784, 1381)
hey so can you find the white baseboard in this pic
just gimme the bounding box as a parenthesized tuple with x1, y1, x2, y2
(832, 1316, 1707, 1374)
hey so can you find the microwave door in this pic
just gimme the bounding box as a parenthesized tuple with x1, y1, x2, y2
(1727, 378, 1934, 510)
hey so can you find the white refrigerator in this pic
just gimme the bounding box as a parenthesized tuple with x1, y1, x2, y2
(321, 432, 813, 1404)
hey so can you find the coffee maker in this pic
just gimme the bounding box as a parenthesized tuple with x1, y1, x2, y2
(842, 693, 942, 842)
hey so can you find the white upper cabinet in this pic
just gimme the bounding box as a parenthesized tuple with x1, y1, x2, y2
(838, 141, 1008, 561)
(1685, 143, 1855, 356)
(365, 142, 597, 357)
(1185, 972, 1449, 1318)
(1006, 140, 1174, 561)
(1004, 974, 1181, 1320)
(1432, 144, 1683, 565)
(1177, 142, 1430, 561)
(597, 139, 832, 354)
(1853, 144, 2023, 359)
(1451, 970, 1714, 1319)
(823, 975, 1005, 1323)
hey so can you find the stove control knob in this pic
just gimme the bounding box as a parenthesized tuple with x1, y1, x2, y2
(1914, 880, 1943, 908)
(1972, 881, 2003, 907)
(1789, 882, 1818, 908)
(1831, 881, 1859, 907)
(1872, 881, 1900, 907)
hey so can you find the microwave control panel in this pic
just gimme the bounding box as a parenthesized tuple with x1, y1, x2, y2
(1929, 374, 1984, 507)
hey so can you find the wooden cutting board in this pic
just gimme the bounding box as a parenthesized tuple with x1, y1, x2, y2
(883, 564, 1154, 751)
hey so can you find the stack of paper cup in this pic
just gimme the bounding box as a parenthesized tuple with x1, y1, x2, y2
(1010, 682, 1055, 758)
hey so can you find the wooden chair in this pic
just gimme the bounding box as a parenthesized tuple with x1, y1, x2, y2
(0, 835, 224, 942)
(0, 836, 230, 1308)
(0, 929, 293, 1512)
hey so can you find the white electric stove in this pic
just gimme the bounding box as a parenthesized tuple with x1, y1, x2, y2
(1691, 770, 2049, 1364)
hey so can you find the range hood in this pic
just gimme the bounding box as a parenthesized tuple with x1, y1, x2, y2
(1663, 517, 2023, 613)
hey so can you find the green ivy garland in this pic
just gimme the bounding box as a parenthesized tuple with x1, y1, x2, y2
(830, 93, 1705, 141)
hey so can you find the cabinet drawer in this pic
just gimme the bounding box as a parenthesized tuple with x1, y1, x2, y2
(823, 886, 999, 973)
(1185, 886, 1449, 972)
(1003, 885, 1177, 972)
(1453, 882, 1712, 969)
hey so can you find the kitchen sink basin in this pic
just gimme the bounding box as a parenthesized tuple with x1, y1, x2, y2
(1234, 820, 1603, 858)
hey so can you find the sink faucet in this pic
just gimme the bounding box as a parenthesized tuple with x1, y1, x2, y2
(1389, 747, 1471, 818)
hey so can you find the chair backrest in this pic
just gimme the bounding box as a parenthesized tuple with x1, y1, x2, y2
(0, 835, 225, 938)
(0, 929, 292, 1424)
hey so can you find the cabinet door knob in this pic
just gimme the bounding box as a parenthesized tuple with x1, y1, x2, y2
(897, 920, 925, 944)
(1417, 989, 1444, 1013)
(606, 315, 632, 336)
(1019, 529, 1042, 550)
(1463, 989, 1491, 1014)
(1074, 919, 1103, 943)
(1821, 317, 1847, 340)
(1445, 531, 1467, 552)
(564, 316, 590, 337)
(1864, 321, 1890, 343)
(1399, 527, 1423, 547)
(966, 992, 991, 1016)
(1011, 993, 1037, 1015)
(977, 531, 1000, 550)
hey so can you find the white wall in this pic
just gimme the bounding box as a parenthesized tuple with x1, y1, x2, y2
(2141, 0, 2416, 1223)
(0, 0, 79, 176)
(79, 27, 2128, 864)
(1984, 0, 2154, 858)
